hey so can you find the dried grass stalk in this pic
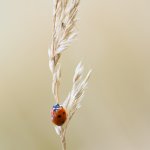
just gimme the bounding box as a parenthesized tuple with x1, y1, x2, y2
(48, 0, 92, 150)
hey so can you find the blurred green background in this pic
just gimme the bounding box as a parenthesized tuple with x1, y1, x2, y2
(0, 0, 150, 150)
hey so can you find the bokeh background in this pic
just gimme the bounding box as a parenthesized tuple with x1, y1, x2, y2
(0, 0, 150, 150)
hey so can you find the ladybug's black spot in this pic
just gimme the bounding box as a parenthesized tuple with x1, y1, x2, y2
(63, 112, 66, 115)
(58, 115, 61, 118)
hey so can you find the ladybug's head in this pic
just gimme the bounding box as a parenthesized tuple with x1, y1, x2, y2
(53, 103, 61, 111)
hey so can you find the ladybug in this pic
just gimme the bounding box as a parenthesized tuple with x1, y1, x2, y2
(50, 104, 67, 126)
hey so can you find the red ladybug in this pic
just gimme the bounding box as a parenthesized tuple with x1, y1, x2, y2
(50, 104, 67, 126)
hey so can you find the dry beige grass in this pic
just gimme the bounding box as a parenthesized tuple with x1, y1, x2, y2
(48, 0, 92, 149)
